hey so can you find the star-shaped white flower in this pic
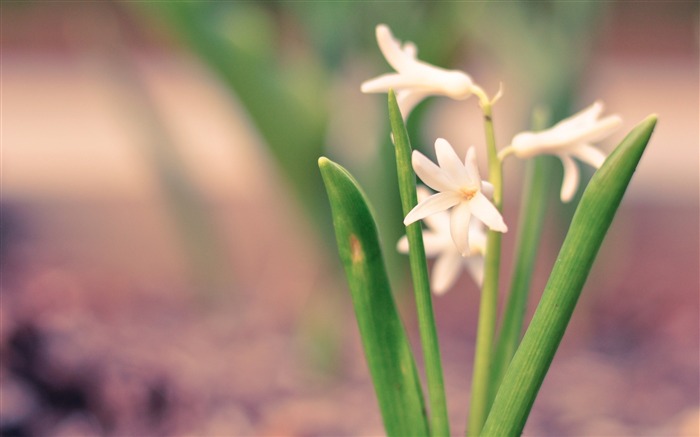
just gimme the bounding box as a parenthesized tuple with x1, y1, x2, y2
(404, 138, 507, 257)
(398, 187, 487, 294)
(503, 101, 622, 202)
(361, 24, 478, 119)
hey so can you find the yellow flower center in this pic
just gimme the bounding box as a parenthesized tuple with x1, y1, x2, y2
(459, 187, 477, 201)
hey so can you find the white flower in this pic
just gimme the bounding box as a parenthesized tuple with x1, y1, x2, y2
(503, 101, 622, 202)
(404, 138, 507, 257)
(361, 24, 478, 119)
(398, 187, 487, 294)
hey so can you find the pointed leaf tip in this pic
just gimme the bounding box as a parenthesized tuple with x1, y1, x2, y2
(318, 156, 330, 168)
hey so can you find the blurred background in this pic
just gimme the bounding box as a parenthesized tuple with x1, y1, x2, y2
(2, 2, 698, 436)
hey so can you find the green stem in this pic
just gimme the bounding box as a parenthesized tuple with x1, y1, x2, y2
(489, 155, 551, 404)
(389, 91, 450, 437)
(466, 100, 503, 437)
(489, 109, 553, 403)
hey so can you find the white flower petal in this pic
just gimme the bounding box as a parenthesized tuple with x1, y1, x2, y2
(468, 221, 488, 254)
(361, 73, 435, 93)
(418, 68, 474, 99)
(416, 186, 432, 201)
(404, 192, 461, 225)
(559, 154, 580, 202)
(423, 209, 450, 234)
(571, 143, 607, 169)
(450, 201, 472, 256)
(444, 72, 474, 99)
(510, 103, 621, 158)
(553, 101, 603, 132)
(464, 146, 482, 183)
(470, 192, 508, 232)
(412, 151, 455, 193)
(376, 24, 415, 72)
(464, 256, 485, 287)
(397, 90, 431, 119)
(397, 233, 446, 257)
(362, 24, 479, 119)
(510, 131, 548, 157)
(574, 115, 622, 144)
(422, 233, 450, 257)
(435, 138, 473, 187)
(481, 181, 494, 198)
(416, 186, 450, 232)
(396, 235, 409, 254)
(431, 252, 463, 295)
(402, 41, 417, 58)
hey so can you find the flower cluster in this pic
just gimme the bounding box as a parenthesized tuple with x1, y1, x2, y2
(362, 24, 621, 294)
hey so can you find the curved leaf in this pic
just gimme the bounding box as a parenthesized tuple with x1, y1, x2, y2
(319, 157, 429, 437)
(481, 115, 657, 436)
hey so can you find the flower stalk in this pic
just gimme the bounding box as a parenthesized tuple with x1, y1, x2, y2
(489, 109, 553, 403)
(466, 96, 504, 437)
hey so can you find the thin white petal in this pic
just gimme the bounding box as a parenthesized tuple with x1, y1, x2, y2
(397, 233, 445, 257)
(361, 73, 436, 93)
(417, 186, 451, 232)
(464, 146, 482, 184)
(402, 41, 417, 58)
(464, 256, 485, 287)
(396, 235, 409, 254)
(397, 90, 431, 119)
(511, 131, 547, 157)
(510, 112, 620, 158)
(416, 186, 432, 201)
(376, 24, 414, 72)
(450, 202, 472, 256)
(406, 67, 474, 99)
(412, 151, 455, 192)
(571, 144, 607, 169)
(422, 233, 449, 257)
(559, 154, 580, 202)
(553, 101, 603, 132)
(574, 115, 622, 144)
(470, 192, 508, 232)
(424, 209, 450, 233)
(481, 181, 494, 198)
(468, 221, 488, 254)
(404, 192, 461, 225)
(431, 252, 463, 295)
(435, 138, 472, 187)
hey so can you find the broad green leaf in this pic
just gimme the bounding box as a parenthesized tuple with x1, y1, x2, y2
(481, 115, 657, 437)
(319, 157, 429, 437)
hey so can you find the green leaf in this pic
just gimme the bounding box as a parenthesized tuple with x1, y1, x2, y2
(481, 115, 657, 437)
(389, 91, 450, 437)
(319, 157, 429, 437)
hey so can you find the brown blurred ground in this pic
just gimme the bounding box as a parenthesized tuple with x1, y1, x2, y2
(2, 2, 699, 436)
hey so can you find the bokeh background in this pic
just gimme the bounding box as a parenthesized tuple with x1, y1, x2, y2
(2, 2, 698, 436)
